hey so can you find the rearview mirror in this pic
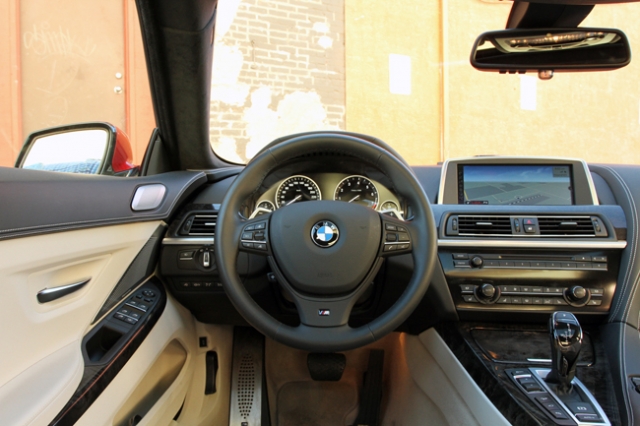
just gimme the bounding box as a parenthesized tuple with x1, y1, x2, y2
(15, 122, 138, 176)
(471, 28, 631, 75)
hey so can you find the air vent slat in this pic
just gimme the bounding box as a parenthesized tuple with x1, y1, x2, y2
(184, 214, 217, 236)
(457, 215, 512, 235)
(538, 216, 595, 236)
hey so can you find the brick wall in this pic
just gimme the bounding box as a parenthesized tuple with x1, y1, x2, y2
(210, 0, 345, 163)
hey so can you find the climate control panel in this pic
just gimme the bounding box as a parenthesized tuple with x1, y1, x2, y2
(439, 249, 619, 316)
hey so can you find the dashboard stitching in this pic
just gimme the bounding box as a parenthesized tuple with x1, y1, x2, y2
(599, 165, 636, 426)
(0, 172, 206, 239)
(601, 166, 638, 321)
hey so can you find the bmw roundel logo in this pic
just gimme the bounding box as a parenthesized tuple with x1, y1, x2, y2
(311, 220, 340, 248)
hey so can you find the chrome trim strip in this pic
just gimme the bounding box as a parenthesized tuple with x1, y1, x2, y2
(583, 159, 601, 206)
(37, 278, 91, 304)
(438, 239, 627, 249)
(437, 159, 449, 205)
(163, 237, 214, 245)
(530, 368, 610, 426)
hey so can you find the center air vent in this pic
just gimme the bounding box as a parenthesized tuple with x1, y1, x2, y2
(181, 214, 217, 236)
(457, 215, 512, 235)
(445, 214, 608, 238)
(538, 216, 595, 236)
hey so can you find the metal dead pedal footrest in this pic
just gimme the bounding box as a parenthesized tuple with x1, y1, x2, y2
(229, 328, 268, 426)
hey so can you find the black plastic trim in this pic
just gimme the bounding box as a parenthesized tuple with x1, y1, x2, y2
(49, 279, 166, 426)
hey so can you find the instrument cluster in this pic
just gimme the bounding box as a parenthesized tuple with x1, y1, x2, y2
(250, 174, 403, 219)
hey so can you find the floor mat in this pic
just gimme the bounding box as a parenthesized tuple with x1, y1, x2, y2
(276, 380, 358, 426)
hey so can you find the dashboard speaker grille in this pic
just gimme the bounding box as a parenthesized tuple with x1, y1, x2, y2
(538, 216, 595, 236)
(458, 215, 512, 235)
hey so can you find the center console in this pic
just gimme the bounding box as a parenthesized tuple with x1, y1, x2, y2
(435, 157, 627, 321)
(434, 156, 628, 424)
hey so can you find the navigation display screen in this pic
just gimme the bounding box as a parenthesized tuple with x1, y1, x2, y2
(458, 164, 574, 205)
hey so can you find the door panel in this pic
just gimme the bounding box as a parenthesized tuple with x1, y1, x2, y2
(76, 295, 198, 426)
(0, 168, 209, 425)
(0, 221, 161, 425)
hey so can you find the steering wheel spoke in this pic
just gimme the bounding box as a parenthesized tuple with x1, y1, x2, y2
(292, 295, 356, 328)
(238, 214, 272, 256)
(379, 214, 413, 257)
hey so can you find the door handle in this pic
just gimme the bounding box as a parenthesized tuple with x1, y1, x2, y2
(37, 278, 91, 303)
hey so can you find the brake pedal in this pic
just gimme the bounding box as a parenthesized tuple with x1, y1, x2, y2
(307, 352, 347, 381)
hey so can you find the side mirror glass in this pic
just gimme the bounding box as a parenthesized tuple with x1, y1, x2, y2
(15, 122, 138, 176)
(471, 28, 631, 74)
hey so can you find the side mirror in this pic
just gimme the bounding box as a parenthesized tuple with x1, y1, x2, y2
(15, 122, 138, 176)
(471, 28, 631, 75)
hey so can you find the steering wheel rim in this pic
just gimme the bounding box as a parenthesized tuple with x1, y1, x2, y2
(215, 133, 437, 351)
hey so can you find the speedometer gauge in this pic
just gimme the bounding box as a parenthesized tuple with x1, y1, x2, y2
(334, 175, 378, 209)
(275, 175, 321, 208)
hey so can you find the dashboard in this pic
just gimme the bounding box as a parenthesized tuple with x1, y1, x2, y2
(153, 149, 635, 426)
(160, 154, 628, 327)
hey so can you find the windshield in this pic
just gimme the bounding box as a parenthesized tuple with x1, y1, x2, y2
(210, 1, 640, 166)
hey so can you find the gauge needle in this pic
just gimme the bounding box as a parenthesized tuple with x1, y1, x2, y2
(348, 195, 360, 203)
(285, 194, 302, 206)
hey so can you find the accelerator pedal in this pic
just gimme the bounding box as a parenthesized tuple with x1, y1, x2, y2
(229, 327, 270, 426)
(307, 352, 347, 381)
(352, 349, 385, 426)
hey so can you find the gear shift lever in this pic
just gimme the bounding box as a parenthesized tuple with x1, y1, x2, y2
(547, 311, 582, 392)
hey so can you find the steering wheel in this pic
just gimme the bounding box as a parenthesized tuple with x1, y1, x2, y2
(215, 133, 437, 352)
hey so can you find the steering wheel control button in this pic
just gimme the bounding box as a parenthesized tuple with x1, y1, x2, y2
(311, 221, 340, 248)
(240, 221, 270, 254)
(381, 221, 412, 256)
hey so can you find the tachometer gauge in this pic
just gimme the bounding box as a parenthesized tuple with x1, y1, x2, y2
(275, 175, 321, 208)
(250, 200, 275, 218)
(334, 175, 378, 209)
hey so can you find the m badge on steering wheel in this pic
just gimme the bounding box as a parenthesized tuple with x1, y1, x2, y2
(311, 220, 340, 248)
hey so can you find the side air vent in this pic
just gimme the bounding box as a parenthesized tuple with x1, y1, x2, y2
(538, 216, 596, 236)
(457, 215, 512, 235)
(181, 214, 217, 236)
